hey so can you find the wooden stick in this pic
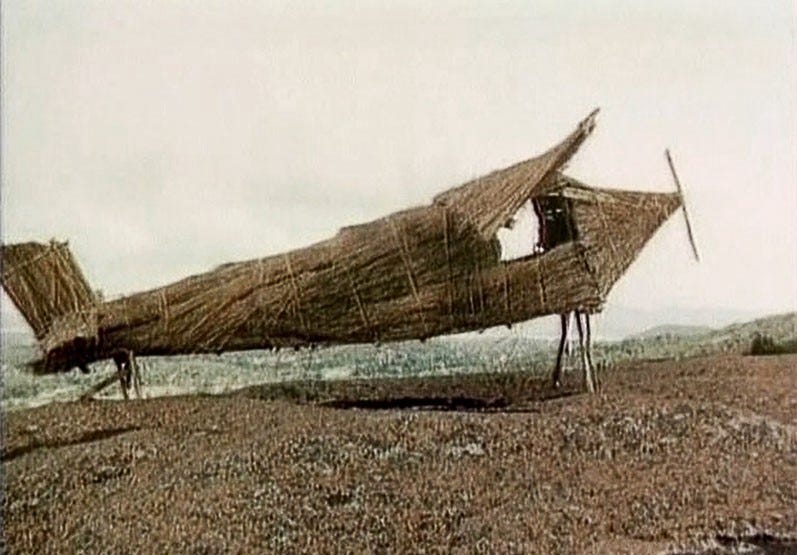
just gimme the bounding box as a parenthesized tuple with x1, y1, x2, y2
(131, 352, 142, 399)
(665, 149, 701, 262)
(552, 313, 569, 388)
(575, 311, 595, 393)
(79, 371, 124, 401)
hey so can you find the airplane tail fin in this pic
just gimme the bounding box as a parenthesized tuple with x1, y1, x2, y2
(1, 241, 98, 347)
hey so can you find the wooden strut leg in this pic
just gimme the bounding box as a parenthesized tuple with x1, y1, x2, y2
(585, 313, 597, 391)
(565, 311, 575, 358)
(552, 313, 569, 388)
(575, 311, 596, 393)
(79, 349, 142, 401)
(111, 349, 142, 400)
(115, 352, 131, 400)
(131, 352, 142, 399)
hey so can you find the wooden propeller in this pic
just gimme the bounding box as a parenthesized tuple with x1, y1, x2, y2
(665, 149, 700, 262)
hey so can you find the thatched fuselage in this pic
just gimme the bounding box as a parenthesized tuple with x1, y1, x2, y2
(0, 111, 682, 373)
(27, 180, 678, 373)
(93, 203, 599, 356)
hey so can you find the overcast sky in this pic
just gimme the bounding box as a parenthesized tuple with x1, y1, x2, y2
(2, 0, 795, 331)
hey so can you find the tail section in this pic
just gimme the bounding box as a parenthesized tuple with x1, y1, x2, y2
(1, 241, 98, 360)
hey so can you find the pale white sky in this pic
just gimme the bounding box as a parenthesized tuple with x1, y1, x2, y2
(2, 0, 795, 330)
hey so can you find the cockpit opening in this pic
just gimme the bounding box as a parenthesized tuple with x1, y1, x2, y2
(497, 194, 578, 262)
(533, 195, 579, 251)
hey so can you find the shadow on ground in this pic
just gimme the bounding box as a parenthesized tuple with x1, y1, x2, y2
(235, 370, 585, 411)
(2, 426, 141, 462)
(318, 388, 580, 412)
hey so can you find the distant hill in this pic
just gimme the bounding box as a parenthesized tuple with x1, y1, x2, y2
(478, 305, 766, 340)
(607, 311, 797, 362)
(597, 306, 767, 340)
(704, 311, 796, 348)
(631, 324, 713, 340)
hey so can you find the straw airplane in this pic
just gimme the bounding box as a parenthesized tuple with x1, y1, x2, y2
(0, 110, 698, 396)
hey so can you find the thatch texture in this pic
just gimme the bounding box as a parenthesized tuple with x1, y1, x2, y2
(0, 241, 97, 342)
(562, 178, 682, 298)
(434, 109, 598, 239)
(0, 111, 682, 374)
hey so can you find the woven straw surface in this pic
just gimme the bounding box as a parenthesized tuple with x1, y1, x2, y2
(0, 112, 680, 373)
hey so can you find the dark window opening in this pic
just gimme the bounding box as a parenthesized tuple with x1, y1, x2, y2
(532, 195, 578, 252)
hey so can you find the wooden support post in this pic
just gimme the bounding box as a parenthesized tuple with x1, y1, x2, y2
(565, 311, 575, 358)
(575, 311, 596, 393)
(131, 352, 142, 399)
(584, 313, 598, 392)
(79, 349, 142, 402)
(79, 371, 124, 402)
(552, 313, 570, 388)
